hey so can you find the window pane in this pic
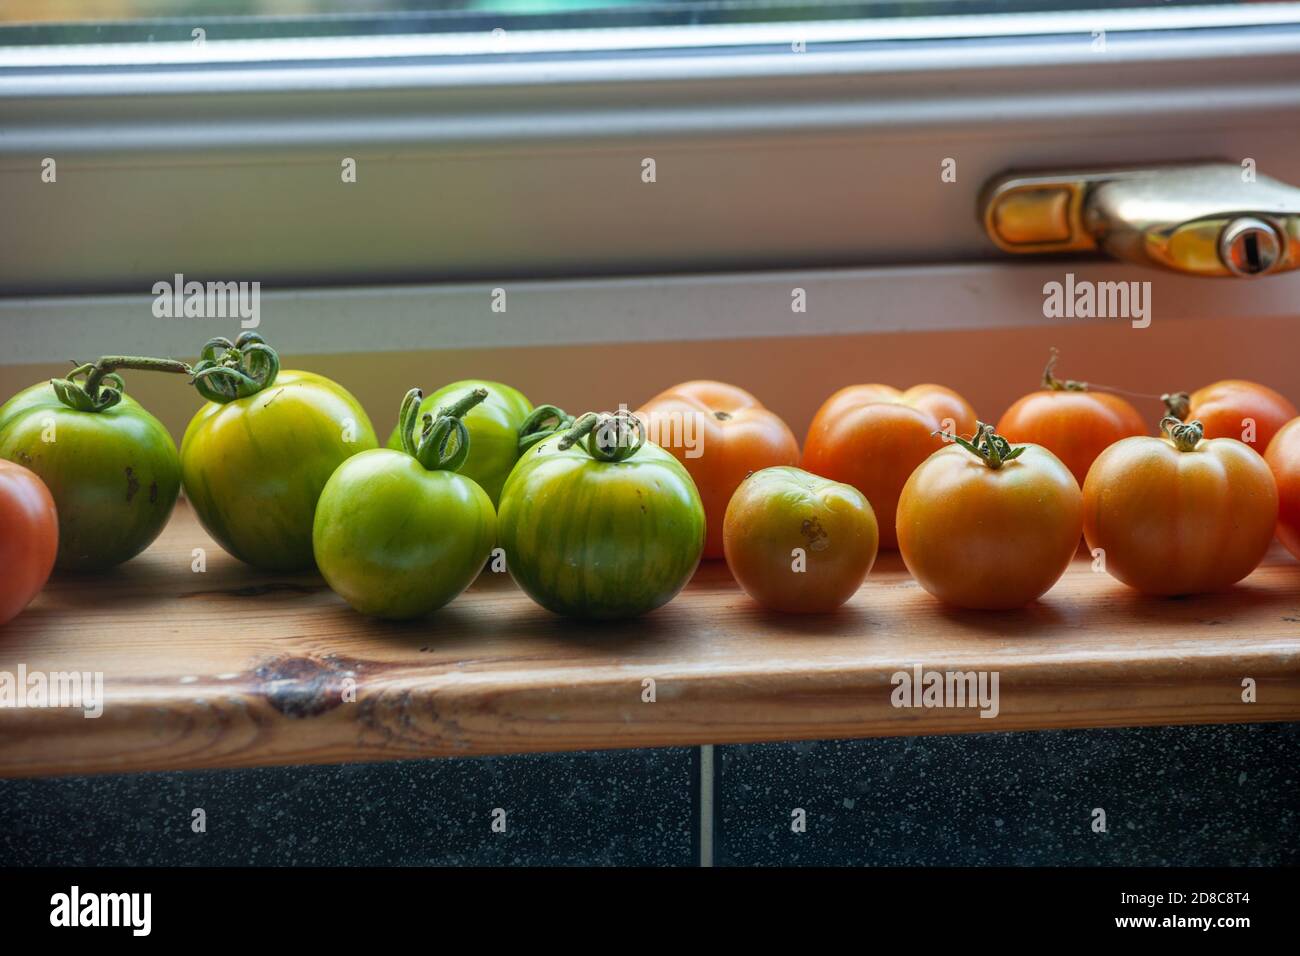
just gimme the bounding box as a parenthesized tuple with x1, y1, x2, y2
(2, 1, 1296, 45)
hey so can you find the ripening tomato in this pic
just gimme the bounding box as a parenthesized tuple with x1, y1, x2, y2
(1083, 418, 1278, 595)
(384, 379, 558, 507)
(498, 410, 705, 619)
(1172, 379, 1297, 452)
(181, 333, 377, 571)
(1266, 416, 1300, 561)
(801, 383, 977, 549)
(0, 368, 181, 570)
(723, 466, 878, 613)
(315, 389, 496, 620)
(996, 351, 1146, 486)
(0, 460, 58, 625)
(636, 381, 799, 559)
(896, 425, 1082, 609)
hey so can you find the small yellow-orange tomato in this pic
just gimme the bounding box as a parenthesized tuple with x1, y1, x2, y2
(1083, 420, 1278, 595)
(896, 435, 1082, 610)
(723, 466, 878, 613)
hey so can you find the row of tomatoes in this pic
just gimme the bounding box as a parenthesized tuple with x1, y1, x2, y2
(1, 334, 1297, 624)
(0, 333, 700, 624)
(664, 367, 1298, 612)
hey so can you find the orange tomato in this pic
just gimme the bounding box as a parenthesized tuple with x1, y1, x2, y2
(0, 460, 58, 626)
(896, 424, 1082, 610)
(996, 351, 1146, 486)
(1171, 379, 1297, 452)
(1264, 416, 1300, 562)
(723, 466, 879, 613)
(1083, 418, 1278, 595)
(801, 384, 977, 549)
(636, 381, 799, 559)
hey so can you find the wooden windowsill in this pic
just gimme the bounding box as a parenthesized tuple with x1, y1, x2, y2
(2, 501, 1298, 779)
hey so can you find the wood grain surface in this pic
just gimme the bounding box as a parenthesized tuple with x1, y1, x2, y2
(2, 501, 1299, 778)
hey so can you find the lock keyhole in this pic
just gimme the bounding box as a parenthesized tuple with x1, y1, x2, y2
(1219, 217, 1283, 276)
(1243, 232, 1261, 271)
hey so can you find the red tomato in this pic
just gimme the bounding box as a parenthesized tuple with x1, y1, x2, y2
(801, 384, 977, 549)
(0, 460, 58, 626)
(1083, 418, 1278, 595)
(1172, 380, 1297, 452)
(1265, 416, 1300, 562)
(996, 351, 1146, 486)
(636, 381, 799, 559)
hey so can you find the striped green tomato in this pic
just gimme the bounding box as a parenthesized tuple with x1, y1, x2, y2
(498, 410, 705, 620)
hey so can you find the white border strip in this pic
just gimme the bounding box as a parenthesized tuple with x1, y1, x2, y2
(3, 5, 1299, 68)
(4, 261, 1300, 365)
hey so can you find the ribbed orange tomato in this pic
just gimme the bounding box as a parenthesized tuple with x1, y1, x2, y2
(801, 384, 977, 549)
(1168, 379, 1297, 452)
(996, 351, 1146, 486)
(636, 381, 799, 559)
(1083, 418, 1278, 595)
(896, 424, 1082, 610)
(1265, 416, 1300, 562)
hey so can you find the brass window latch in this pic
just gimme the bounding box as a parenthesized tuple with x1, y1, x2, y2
(981, 163, 1300, 278)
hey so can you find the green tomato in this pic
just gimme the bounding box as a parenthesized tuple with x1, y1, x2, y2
(386, 379, 532, 506)
(313, 448, 496, 620)
(498, 414, 705, 620)
(181, 369, 378, 571)
(0, 383, 179, 570)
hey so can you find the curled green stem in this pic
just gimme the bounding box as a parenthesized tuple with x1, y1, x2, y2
(939, 421, 1026, 471)
(397, 388, 424, 458)
(557, 409, 645, 463)
(1042, 347, 1088, 392)
(190, 331, 281, 404)
(396, 386, 488, 471)
(1161, 415, 1203, 452)
(51, 355, 193, 412)
(517, 404, 575, 454)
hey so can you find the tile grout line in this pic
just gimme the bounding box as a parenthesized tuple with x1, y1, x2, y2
(699, 744, 714, 867)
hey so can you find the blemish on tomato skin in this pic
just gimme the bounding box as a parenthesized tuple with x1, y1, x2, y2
(801, 516, 830, 552)
(125, 466, 140, 502)
(149, 480, 158, 504)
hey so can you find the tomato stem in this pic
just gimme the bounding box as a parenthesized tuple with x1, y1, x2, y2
(50, 355, 193, 413)
(939, 421, 1026, 471)
(434, 388, 490, 423)
(395, 387, 488, 472)
(1161, 391, 1191, 421)
(1041, 347, 1089, 392)
(517, 404, 575, 453)
(1161, 415, 1204, 452)
(557, 410, 646, 463)
(190, 332, 281, 404)
(397, 388, 424, 459)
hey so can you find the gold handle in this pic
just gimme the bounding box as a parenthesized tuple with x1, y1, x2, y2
(981, 163, 1300, 278)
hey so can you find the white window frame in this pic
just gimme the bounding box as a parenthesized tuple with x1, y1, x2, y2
(3, 5, 1300, 298)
